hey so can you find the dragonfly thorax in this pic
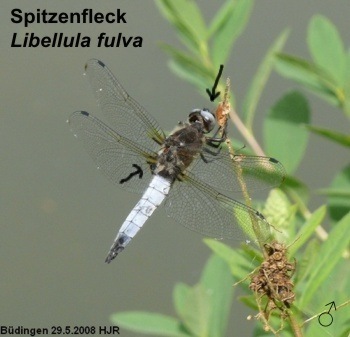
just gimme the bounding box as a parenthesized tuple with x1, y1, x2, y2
(154, 120, 207, 180)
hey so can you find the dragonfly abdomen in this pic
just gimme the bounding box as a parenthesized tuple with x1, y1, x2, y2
(105, 175, 172, 263)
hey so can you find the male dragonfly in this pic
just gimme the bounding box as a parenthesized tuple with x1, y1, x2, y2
(69, 59, 285, 263)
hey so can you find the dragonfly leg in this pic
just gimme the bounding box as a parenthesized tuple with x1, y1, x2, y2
(205, 132, 226, 149)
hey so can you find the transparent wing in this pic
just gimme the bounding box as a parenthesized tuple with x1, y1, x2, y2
(164, 171, 273, 244)
(84, 59, 166, 151)
(68, 111, 157, 194)
(189, 146, 286, 195)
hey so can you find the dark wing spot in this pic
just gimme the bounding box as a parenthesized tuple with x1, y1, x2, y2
(269, 157, 279, 164)
(255, 211, 266, 221)
(97, 60, 106, 67)
(81, 111, 89, 116)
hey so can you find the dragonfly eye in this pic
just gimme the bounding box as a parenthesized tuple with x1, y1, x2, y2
(200, 108, 215, 132)
(189, 108, 216, 133)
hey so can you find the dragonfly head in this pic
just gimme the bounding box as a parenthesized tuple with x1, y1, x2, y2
(188, 108, 216, 133)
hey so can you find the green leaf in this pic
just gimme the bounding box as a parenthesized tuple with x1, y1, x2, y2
(204, 239, 259, 281)
(264, 91, 310, 173)
(173, 255, 234, 337)
(275, 53, 339, 105)
(298, 211, 350, 309)
(168, 0, 207, 42)
(308, 15, 346, 85)
(294, 239, 320, 287)
(110, 312, 190, 337)
(328, 165, 350, 222)
(305, 124, 350, 148)
(173, 283, 191, 320)
(343, 53, 350, 116)
(173, 283, 211, 337)
(289, 205, 327, 256)
(263, 189, 297, 241)
(319, 188, 350, 198)
(160, 43, 213, 82)
(161, 42, 214, 92)
(281, 175, 309, 203)
(200, 254, 234, 337)
(242, 29, 289, 129)
(155, 0, 206, 55)
(168, 59, 209, 90)
(208, 0, 235, 38)
(211, 0, 253, 66)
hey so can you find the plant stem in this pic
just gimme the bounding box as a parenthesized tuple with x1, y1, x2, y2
(228, 108, 266, 156)
(287, 312, 304, 337)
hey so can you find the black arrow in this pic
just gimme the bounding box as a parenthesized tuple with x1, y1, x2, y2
(119, 164, 143, 184)
(206, 64, 224, 102)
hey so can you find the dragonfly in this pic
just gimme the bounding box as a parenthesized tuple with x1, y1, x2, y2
(68, 59, 286, 263)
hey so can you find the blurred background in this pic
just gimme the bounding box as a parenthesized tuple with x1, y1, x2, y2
(1, 1, 349, 336)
